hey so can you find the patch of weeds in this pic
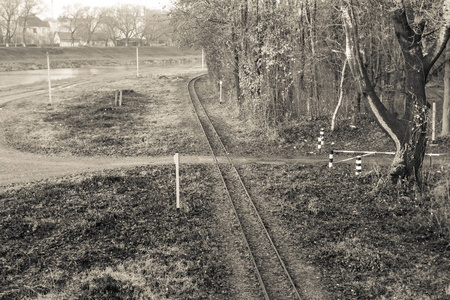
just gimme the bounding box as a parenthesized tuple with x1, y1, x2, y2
(0, 165, 229, 299)
(238, 163, 450, 299)
(1, 76, 208, 157)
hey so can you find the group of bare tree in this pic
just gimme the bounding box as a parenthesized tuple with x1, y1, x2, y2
(171, 0, 449, 184)
(0, 0, 170, 47)
(58, 4, 170, 47)
(0, 0, 41, 46)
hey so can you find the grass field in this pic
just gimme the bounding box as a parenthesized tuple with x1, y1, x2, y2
(239, 164, 450, 299)
(0, 66, 210, 157)
(0, 165, 230, 299)
(2, 165, 449, 299)
(0, 46, 200, 71)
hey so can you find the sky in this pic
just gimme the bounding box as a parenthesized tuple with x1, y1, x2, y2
(41, 0, 173, 19)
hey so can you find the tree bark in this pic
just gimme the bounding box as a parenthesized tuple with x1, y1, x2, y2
(341, 2, 450, 184)
(442, 39, 450, 136)
(331, 58, 347, 131)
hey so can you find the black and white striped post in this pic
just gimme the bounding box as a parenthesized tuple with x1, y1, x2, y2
(329, 150, 334, 168)
(320, 128, 325, 146)
(317, 137, 322, 152)
(355, 155, 362, 175)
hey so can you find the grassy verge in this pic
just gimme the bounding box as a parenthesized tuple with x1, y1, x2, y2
(238, 164, 450, 299)
(0, 47, 200, 71)
(196, 77, 449, 156)
(0, 68, 210, 157)
(0, 165, 229, 299)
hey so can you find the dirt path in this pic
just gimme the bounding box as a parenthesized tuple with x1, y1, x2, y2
(1, 139, 446, 186)
(0, 143, 327, 186)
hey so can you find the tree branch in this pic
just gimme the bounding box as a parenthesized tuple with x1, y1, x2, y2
(424, 31, 450, 75)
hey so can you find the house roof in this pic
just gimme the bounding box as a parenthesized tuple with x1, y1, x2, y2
(19, 15, 50, 28)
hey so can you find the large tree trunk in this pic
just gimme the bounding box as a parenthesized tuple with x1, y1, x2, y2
(342, 2, 450, 184)
(442, 39, 450, 136)
(22, 26, 27, 47)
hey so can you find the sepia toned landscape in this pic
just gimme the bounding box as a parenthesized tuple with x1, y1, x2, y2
(1, 0, 450, 299)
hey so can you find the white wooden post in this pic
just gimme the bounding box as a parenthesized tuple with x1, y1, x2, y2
(136, 46, 139, 77)
(119, 90, 123, 106)
(201, 48, 205, 69)
(219, 80, 223, 104)
(173, 153, 180, 209)
(46, 52, 52, 106)
(432, 101, 436, 142)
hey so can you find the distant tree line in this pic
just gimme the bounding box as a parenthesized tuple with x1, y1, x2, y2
(58, 4, 171, 47)
(171, 0, 450, 184)
(0, 0, 171, 47)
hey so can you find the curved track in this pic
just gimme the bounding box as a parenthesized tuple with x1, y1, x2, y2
(188, 75, 303, 300)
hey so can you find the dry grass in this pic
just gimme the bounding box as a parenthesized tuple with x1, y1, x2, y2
(238, 164, 450, 299)
(0, 47, 200, 71)
(0, 65, 210, 157)
(0, 165, 229, 299)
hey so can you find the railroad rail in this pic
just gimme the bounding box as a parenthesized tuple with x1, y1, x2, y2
(188, 75, 302, 300)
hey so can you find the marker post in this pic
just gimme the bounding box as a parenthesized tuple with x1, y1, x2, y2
(432, 101, 436, 142)
(174, 153, 180, 209)
(136, 46, 139, 78)
(219, 80, 223, 104)
(201, 48, 205, 69)
(46, 52, 52, 106)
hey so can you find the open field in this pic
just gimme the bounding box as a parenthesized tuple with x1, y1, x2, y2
(0, 165, 231, 299)
(2, 164, 449, 299)
(0, 47, 200, 71)
(0, 65, 210, 157)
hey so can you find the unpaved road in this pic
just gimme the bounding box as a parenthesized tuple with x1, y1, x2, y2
(0, 142, 332, 186)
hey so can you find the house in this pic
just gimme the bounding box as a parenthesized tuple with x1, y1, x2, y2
(116, 38, 146, 47)
(81, 33, 114, 47)
(54, 31, 81, 47)
(17, 15, 52, 45)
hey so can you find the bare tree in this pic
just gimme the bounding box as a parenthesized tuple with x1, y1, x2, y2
(142, 9, 170, 45)
(101, 7, 120, 46)
(19, 0, 42, 46)
(0, 0, 21, 47)
(80, 6, 103, 46)
(134, 6, 147, 46)
(58, 4, 84, 46)
(115, 4, 140, 46)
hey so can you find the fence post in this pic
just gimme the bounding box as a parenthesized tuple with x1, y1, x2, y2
(329, 150, 334, 168)
(355, 155, 362, 175)
(320, 128, 325, 146)
(432, 101, 436, 142)
(136, 46, 139, 78)
(46, 52, 52, 106)
(119, 90, 123, 106)
(219, 80, 223, 104)
(202, 48, 205, 69)
(173, 153, 180, 209)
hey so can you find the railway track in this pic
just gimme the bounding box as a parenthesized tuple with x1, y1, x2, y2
(188, 75, 302, 300)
